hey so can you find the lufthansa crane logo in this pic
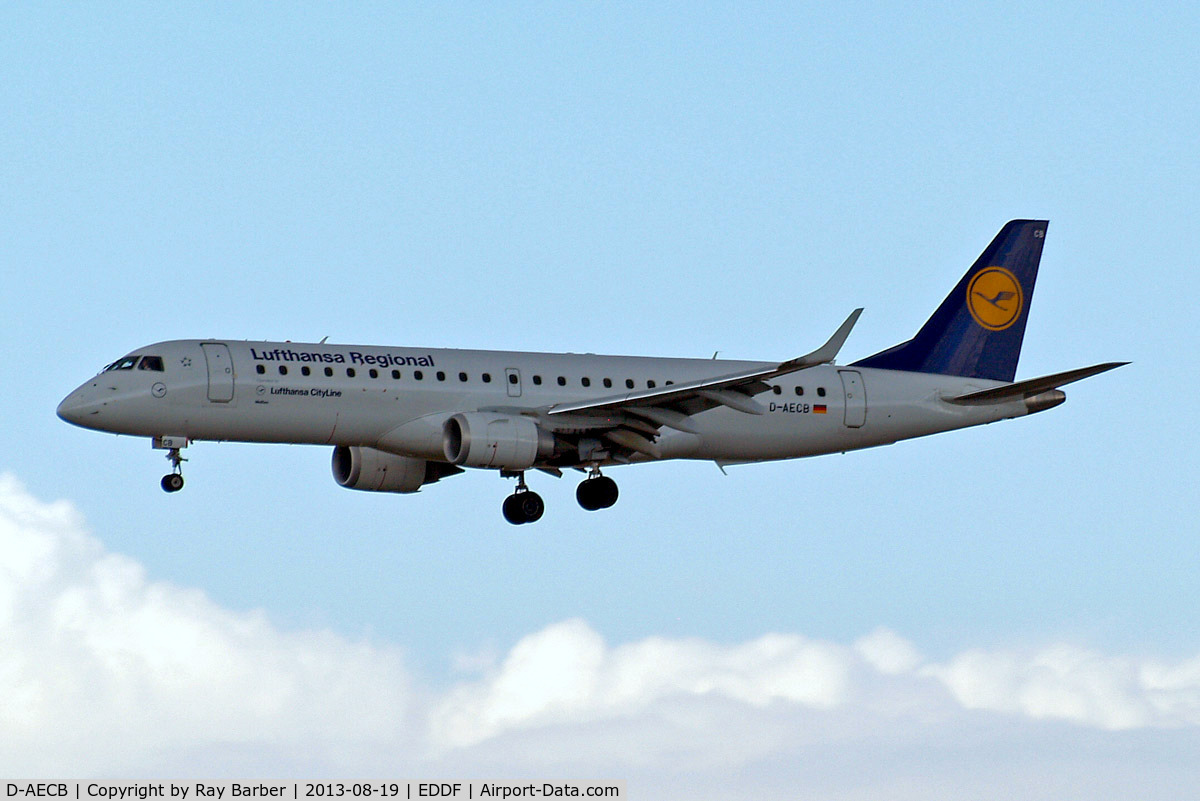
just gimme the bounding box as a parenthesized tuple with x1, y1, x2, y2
(967, 267, 1023, 331)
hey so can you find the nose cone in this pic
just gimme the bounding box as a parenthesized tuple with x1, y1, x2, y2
(57, 386, 102, 428)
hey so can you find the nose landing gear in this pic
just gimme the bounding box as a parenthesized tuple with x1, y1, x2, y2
(502, 471, 545, 525)
(153, 436, 188, 493)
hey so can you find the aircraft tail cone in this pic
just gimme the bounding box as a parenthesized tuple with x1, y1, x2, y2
(1025, 389, 1066, 414)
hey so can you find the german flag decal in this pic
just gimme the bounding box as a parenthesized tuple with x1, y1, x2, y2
(814, 405, 827, 414)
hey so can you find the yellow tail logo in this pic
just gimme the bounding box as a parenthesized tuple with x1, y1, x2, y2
(967, 267, 1023, 331)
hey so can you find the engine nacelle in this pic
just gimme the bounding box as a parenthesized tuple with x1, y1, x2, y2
(332, 446, 429, 493)
(442, 412, 555, 469)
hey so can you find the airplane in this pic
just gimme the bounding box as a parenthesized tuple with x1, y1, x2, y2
(58, 220, 1124, 524)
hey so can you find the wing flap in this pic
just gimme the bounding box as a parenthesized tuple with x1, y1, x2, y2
(627, 406, 700, 434)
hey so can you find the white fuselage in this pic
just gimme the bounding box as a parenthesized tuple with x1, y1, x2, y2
(58, 339, 1030, 467)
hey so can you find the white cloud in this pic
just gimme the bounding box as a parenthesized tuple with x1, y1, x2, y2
(922, 644, 1200, 730)
(429, 623, 859, 751)
(0, 474, 414, 773)
(2, 472, 1199, 797)
(854, 626, 924, 674)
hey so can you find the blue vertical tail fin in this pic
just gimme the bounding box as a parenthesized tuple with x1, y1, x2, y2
(853, 219, 1048, 382)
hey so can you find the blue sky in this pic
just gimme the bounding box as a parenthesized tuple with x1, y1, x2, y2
(2, 2, 1198, 795)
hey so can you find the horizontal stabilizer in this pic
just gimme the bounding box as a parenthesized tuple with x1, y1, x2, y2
(944, 362, 1127, 405)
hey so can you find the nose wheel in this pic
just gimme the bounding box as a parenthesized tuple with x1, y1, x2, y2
(502, 471, 544, 525)
(576, 467, 618, 511)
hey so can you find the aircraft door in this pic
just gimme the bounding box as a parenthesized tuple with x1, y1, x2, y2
(505, 368, 523, 398)
(201, 343, 235, 403)
(839, 369, 866, 428)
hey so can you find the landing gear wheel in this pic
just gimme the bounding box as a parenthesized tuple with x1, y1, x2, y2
(503, 494, 523, 524)
(161, 473, 184, 493)
(503, 491, 545, 525)
(577, 479, 601, 511)
(518, 491, 544, 523)
(577, 476, 618, 510)
(594, 476, 618, 508)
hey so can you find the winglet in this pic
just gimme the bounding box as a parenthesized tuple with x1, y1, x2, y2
(778, 308, 863, 372)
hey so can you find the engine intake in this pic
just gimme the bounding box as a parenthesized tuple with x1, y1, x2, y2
(332, 446, 430, 493)
(443, 412, 554, 469)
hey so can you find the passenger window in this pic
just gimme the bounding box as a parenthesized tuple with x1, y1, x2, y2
(301, 366, 311, 376)
(347, 368, 356, 378)
(256, 364, 266, 375)
(414, 370, 423, 380)
(647, 380, 656, 389)
(509, 374, 519, 385)
(557, 376, 566, 386)
(278, 365, 288, 375)
(817, 387, 826, 397)
(369, 368, 378, 379)
(603, 378, 612, 388)
(459, 372, 468, 382)
(795, 386, 804, 396)
(483, 373, 492, 383)
(531, 375, 541, 385)
(138, 356, 165, 372)
(582, 377, 591, 387)
(437, 371, 446, 381)
(626, 379, 635, 389)
(773, 385, 782, 395)
(392, 369, 401, 379)
(325, 367, 333, 377)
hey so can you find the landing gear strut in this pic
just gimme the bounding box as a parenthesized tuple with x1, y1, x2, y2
(576, 466, 618, 511)
(153, 436, 188, 493)
(502, 471, 544, 525)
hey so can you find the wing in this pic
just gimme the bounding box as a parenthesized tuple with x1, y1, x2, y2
(522, 309, 863, 462)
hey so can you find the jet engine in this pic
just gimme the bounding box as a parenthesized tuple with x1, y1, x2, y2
(442, 412, 555, 469)
(332, 446, 431, 493)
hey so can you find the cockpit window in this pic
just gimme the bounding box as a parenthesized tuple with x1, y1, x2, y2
(102, 356, 139, 372)
(138, 356, 165, 372)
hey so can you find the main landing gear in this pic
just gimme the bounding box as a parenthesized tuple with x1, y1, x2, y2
(502, 472, 544, 525)
(576, 467, 618, 511)
(153, 436, 188, 493)
(500, 466, 620, 524)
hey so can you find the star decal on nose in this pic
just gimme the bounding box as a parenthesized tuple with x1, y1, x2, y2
(180, 357, 192, 367)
